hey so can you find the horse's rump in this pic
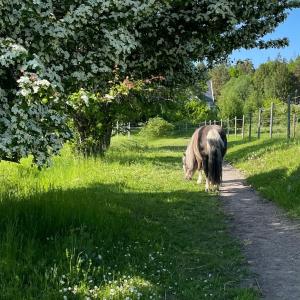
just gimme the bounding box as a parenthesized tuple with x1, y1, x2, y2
(199, 125, 227, 185)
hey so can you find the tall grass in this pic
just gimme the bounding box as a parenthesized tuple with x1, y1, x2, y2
(0, 136, 256, 299)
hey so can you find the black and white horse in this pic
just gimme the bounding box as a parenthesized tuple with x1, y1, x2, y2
(182, 125, 227, 191)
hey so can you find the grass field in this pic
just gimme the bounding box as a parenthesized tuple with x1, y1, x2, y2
(0, 135, 256, 299)
(227, 135, 300, 216)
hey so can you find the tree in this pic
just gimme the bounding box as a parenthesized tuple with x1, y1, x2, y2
(229, 60, 255, 78)
(253, 59, 294, 101)
(288, 56, 300, 98)
(209, 64, 230, 101)
(184, 98, 216, 124)
(218, 75, 254, 118)
(0, 38, 71, 167)
(1, 0, 299, 162)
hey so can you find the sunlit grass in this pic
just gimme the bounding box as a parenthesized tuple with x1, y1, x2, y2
(0, 135, 256, 299)
(227, 135, 300, 216)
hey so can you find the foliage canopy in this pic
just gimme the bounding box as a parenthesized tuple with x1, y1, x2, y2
(1, 0, 299, 164)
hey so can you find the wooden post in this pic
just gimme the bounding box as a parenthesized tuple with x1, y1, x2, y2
(209, 120, 212, 125)
(287, 95, 291, 139)
(205, 120, 207, 126)
(213, 120, 216, 125)
(128, 122, 131, 137)
(227, 118, 230, 136)
(270, 102, 274, 138)
(293, 113, 297, 139)
(242, 115, 245, 139)
(249, 112, 252, 140)
(220, 119, 223, 127)
(257, 108, 262, 139)
(234, 116, 237, 137)
(116, 121, 119, 136)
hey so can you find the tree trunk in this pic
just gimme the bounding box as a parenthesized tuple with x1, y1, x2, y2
(74, 114, 113, 157)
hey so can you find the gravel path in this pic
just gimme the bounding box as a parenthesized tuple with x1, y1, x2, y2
(220, 164, 300, 300)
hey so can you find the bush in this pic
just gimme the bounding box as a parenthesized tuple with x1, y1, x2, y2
(139, 117, 174, 137)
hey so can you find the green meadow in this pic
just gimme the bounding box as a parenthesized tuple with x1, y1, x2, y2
(227, 135, 300, 217)
(0, 135, 256, 299)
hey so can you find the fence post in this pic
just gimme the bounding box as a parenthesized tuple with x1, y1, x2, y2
(242, 115, 245, 139)
(213, 120, 216, 125)
(116, 121, 119, 136)
(270, 102, 274, 138)
(257, 108, 262, 139)
(287, 95, 291, 139)
(249, 112, 252, 140)
(185, 122, 188, 131)
(209, 120, 212, 125)
(293, 113, 297, 139)
(227, 118, 230, 136)
(234, 116, 237, 138)
(205, 120, 207, 126)
(128, 122, 131, 137)
(220, 119, 223, 127)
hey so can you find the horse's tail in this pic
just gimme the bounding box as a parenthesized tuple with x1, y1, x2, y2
(206, 129, 224, 185)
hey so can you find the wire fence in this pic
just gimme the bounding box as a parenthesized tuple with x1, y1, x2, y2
(201, 100, 300, 140)
(113, 98, 300, 141)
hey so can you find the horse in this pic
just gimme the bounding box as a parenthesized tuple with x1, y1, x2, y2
(182, 125, 227, 191)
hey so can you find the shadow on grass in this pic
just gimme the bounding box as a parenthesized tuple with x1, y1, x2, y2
(0, 182, 251, 299)
(244, 167, 300, 214)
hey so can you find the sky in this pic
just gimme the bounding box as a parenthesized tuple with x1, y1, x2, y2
(230, 8, 300, 68)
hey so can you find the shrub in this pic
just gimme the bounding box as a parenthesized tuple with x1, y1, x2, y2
(139, 117, 174, 137)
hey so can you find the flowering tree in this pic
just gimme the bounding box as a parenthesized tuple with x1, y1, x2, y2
(0, 38, 71, 167)
(1, 0, 299, 162)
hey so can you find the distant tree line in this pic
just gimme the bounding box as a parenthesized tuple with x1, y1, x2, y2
(210, 57, 300, 119)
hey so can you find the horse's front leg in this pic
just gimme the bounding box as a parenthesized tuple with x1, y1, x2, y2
(205, 178, 210, 192)
(197, 170, 203, 184)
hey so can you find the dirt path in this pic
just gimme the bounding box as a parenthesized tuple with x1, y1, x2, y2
(220, 164, 300, 300)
